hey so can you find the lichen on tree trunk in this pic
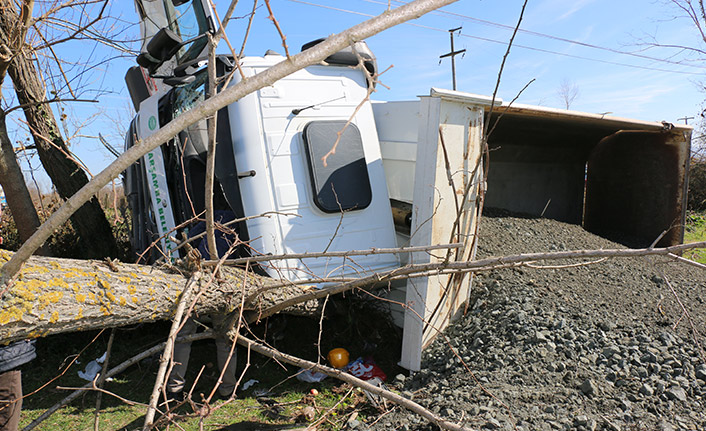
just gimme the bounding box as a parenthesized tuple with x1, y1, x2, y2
(0, 250, 319, 343)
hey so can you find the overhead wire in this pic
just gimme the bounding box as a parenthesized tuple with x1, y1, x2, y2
(360, 0, 706, 70)
(284, 0, 704, 76)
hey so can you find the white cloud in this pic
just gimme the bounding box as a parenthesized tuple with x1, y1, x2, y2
(557, 0, 597, 21)
(527, 0, 599, 26)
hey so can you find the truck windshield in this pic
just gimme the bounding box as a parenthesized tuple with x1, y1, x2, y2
(172, 69, 207, 117)
(163, 0, 210, 64)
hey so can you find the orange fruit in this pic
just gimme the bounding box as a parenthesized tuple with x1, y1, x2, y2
(327, 348, 350, 369)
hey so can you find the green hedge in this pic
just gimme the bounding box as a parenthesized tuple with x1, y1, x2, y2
(689, 157, 706, 212)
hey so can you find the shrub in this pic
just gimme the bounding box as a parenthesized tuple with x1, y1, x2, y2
(688, 157, 706, 212)
(0, 188, 132, 260)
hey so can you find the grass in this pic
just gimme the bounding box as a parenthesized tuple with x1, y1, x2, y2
(1, 191, 402, 429)
(684, 210, 706, 264)
(18, 299, 402, 431)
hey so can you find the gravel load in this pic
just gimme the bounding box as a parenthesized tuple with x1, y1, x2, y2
(370, 210, 706, 431)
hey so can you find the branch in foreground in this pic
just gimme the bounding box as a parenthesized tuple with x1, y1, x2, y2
(143, 273, 199, 429)
(4, 241, 704, 344)
(253, 241, 706, 320)
(0, 0, 460, 285)
(204, 242, 463, 266)
(236, 334, 476, 431)
(26, 328, 472, 431)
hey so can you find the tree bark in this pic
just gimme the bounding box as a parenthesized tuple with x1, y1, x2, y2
(0, 107, 44, 249)
(0, 249, 319, 344)
(0, 1, 47, 255)
(1, 0, 460, 285)
(0, 5, 119, 259)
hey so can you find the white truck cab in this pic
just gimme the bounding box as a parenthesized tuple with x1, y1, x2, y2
(124, 0, 398, 281)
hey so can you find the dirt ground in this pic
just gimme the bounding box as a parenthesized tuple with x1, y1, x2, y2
(369, 209, 706, 431)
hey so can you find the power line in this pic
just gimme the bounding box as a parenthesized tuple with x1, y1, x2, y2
(360, 0, 706, 70)
(285, 0, 704, 76)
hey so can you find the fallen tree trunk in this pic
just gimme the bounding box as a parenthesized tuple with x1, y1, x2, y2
(0, 250, 318, 343)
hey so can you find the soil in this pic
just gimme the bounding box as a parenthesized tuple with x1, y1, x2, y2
(368, 209, 706, 431)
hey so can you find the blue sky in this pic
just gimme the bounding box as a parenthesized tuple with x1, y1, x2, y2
(6, 0, 706, 190)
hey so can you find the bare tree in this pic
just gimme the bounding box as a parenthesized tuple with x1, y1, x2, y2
(0, 0, 128, 259)
(0, 0, 461, 283)
(0, 0, 45, 250)
(658, 0, 706, 55)
(557, 77, 580, 109)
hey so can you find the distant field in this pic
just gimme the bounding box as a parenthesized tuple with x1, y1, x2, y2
(685, 211, 706, 264)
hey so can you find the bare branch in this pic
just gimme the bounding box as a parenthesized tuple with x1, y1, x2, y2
(264, 0, 290, 58)
(205, 242, 463, 266)
(236, 334, 477, 431)
(142, 273, 200, 429)
(239, 0, 259, 58)
(1, 0, 461, 284)
(253, 241, 706, 320)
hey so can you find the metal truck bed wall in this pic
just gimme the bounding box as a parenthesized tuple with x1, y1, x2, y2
(376, 89, 691, 248)
(373, 91, 488, 371)
(485, 103, 691, 247)
(373, 88, 691, 371)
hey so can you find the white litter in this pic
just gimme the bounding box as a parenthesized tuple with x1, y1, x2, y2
(295, 368, 327, 383)
(242, 379, 259, 390)
(78, 360, 102, 381)
(77, 351, 108, 381)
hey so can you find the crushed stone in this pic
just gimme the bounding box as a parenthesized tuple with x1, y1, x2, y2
(369, 209, 706, 431)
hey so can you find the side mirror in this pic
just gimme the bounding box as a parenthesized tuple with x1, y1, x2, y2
(136, 52, 160, 70)
(147, 27, 183, 62)
(163, 75, 197, 87)
(172, 0, 191, 5)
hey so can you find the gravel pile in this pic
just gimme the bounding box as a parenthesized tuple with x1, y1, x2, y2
(370, 210, 706, 431)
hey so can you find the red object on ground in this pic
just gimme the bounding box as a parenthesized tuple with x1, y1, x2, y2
(346, 357, 387, 381)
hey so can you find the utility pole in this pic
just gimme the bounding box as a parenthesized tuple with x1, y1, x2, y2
(677, 116, 694, 125)
(439, 27, 465, 91)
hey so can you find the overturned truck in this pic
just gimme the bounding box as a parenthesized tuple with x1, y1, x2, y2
(124, 0, 691, 371)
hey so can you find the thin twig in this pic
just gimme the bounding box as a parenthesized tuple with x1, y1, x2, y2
(667, 252, 706, 270)
(209, 243, 462, 266)
(237, 334, 477, 431)
(239, 0, 259, 58)
(306, 387, 354, 430)
(655, 269, 706, 364)
(93, 328, 116, 431)
(316, 295, 330, 364)
(143, 273, 200, 429)
(525, 258, 608, 269)
(263, 0, 290, 58)
(481, 0, 529, 141)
